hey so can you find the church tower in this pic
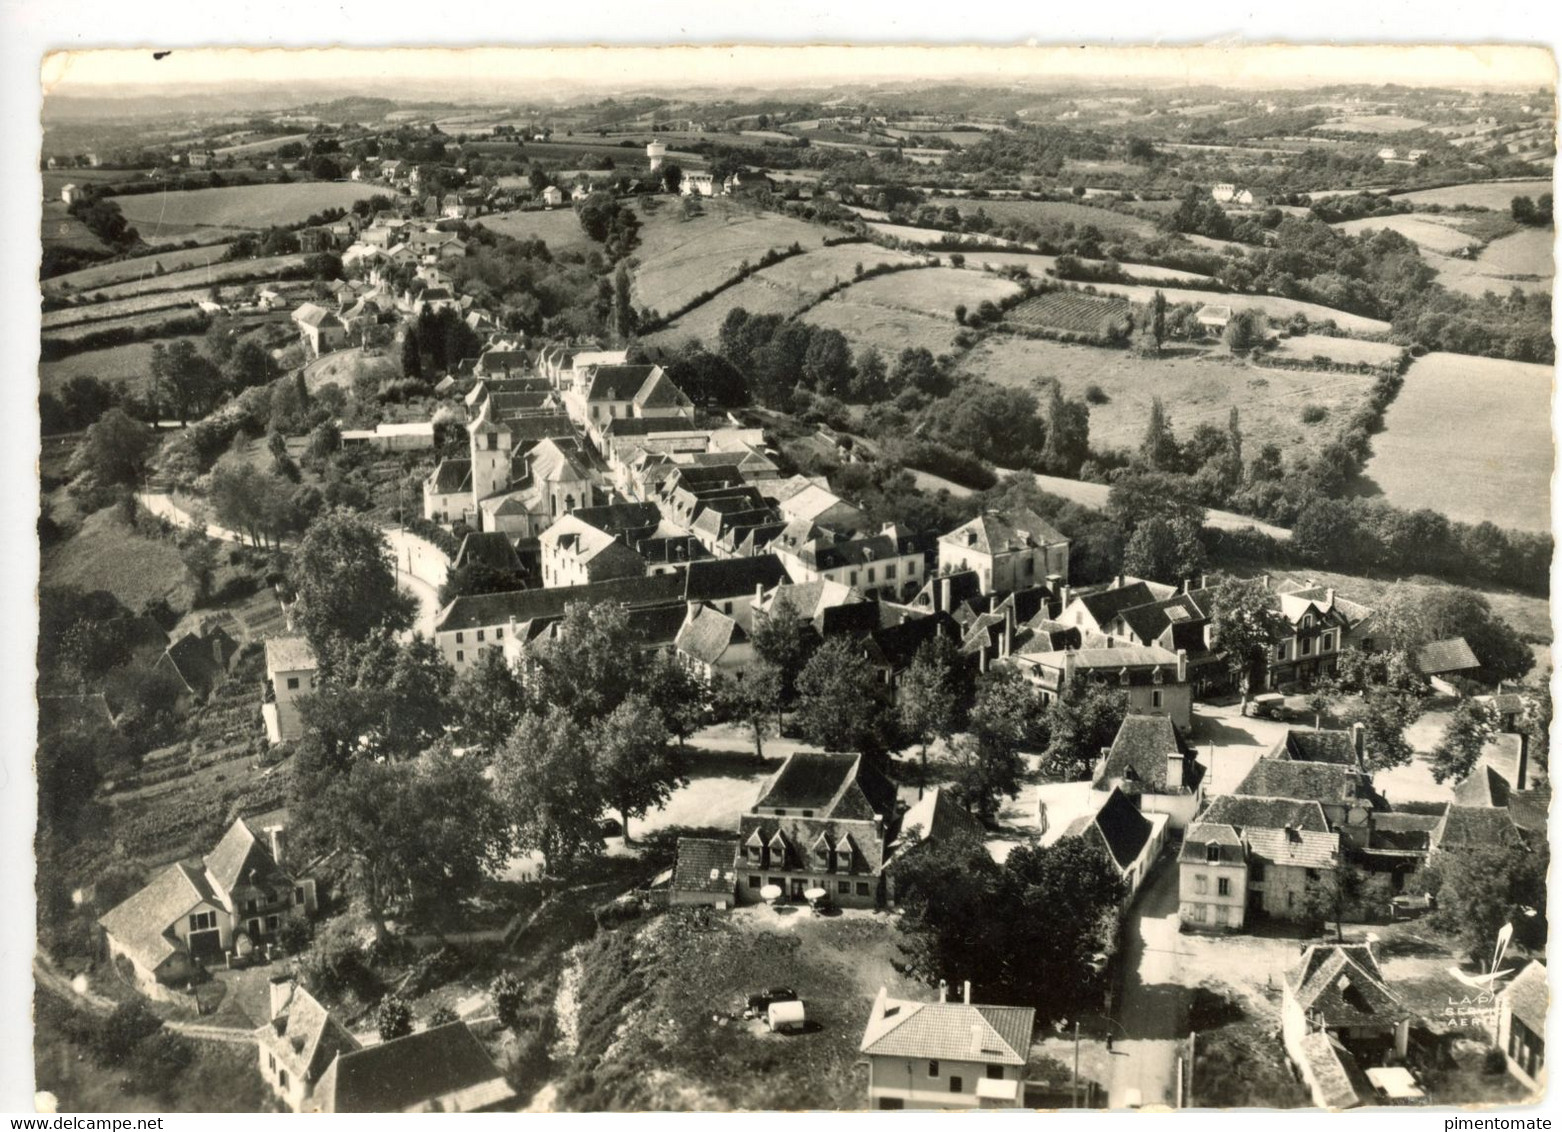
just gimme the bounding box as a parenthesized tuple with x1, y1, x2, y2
(468, 401, 513, 504)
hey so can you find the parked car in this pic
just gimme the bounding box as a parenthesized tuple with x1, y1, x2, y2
(744, 987, 799, 1019)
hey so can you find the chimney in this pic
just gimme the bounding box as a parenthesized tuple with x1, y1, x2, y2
(1182, 578, 1192, 594)
(939, 979, 948, 1003)
(1350, 721, 1365, 765)
(1200, 574, 1208, 590)
(940, 575, 952, 614)
(1001, 619, 1013, 659)
(266, 825, 285, 866)
(268, 973, 295, 1021)
(963, 980, 972, 1004)
(1114, 573, 1125, 589)
(1176, 648, 1188, 683)
(755, 582, 765, 606)
(1517, 730, 1530, 792)
(1325, 587, 1336, 607)
(1063, 648, 1077, 685)
(970, 1024, 984, 1056)
(1260, 574, 1271, 590)
(1057, 582, 1071, 615)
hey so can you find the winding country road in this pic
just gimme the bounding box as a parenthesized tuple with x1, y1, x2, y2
(138, 492, 448, 638)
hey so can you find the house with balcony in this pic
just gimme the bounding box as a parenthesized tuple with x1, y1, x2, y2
(1264, 582, 1374, 690)
(860, 984, 1034, 1109)
(1007, 644, 1192, 729)
(100, 818, 317, 993)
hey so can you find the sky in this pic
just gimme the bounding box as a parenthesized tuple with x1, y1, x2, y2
(41, 43, 1558, 96)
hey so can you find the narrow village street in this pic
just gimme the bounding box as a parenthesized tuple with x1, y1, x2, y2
(1108, 861, 1190, 1108)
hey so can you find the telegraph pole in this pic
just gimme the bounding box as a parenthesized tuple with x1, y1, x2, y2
(1072, 1018, 1080, 1108)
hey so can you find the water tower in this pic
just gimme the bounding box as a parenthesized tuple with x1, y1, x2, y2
(647, 141, 666, 172)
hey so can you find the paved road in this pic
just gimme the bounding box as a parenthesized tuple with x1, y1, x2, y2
(1109, 860, 1192, 1109)
(139, 493, 448, 639)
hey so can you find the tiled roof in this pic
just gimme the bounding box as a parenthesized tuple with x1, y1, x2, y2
(584, 364, 660, 401)
(259, 983, 361, 1089)
(1243, 826, 1339, 869)
(671, 838, 740, 895)
(682, 555, 789, 602)
(1503, 961, 1548, 1035)
(321, 1022, 515, 1113)
(1508, 788, 1550, 835)
(860, 992, 1033, 1066)
(676, 605, 746, 665)
(1202, 795, 1331, 833)
(1270, 729, 1360, 766)
(1453, 764, 1510, 808)
(1095, 715, 1200, 794)
(436, 576, 680, 632)
(454, 532, 522, 573)
(1299, 1031, 1363, 1110)
(99, 863, 211, 972)
(1234, 760, 1372, 808)
(204, 818, 279, 897)
(1437, 805, 1520, 850)
(1071, 582, 1161, 627)
(941, 508, 1068, 556)
(892, 787, 984, 853)
(292, 302, 340, 328)
(754, 752, 896, 821)
(1416, 637, 1480, 676)
(1080, 788, 1155, 871)
(1288, 944, 1406, 1026)
(264, 636, 317, 675)
(633, 369, 693, 410)
(1179, 822, 1245, 865)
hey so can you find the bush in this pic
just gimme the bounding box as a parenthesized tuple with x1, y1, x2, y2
(428, 1005, 460, 1027)
(491, 971, 526, 1030)
(376, 994, 414, 1041)
(1084, 383, 1110, 405)
(1300, 404, 1328, 424)
(1484, 1047, 1508, 1075)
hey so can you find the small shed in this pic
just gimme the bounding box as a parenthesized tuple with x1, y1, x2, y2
(669, 837, 739, 908)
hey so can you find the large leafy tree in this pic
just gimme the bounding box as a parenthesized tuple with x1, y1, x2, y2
(898, 637, 966, 796)
(1431, 841, 1549, 962)
(1335, 648, 1430, 771)
(1042, 681, 1128, 780)
(1121, 515, 1207, 583)
(451, 647, 528, 754)
(1208, 575, 1277, 704)
(794, 637, 893, 757)
(896, 831, 1125, 1025)
(1430, 699, 1498, 785)
(290, 510, 415, 663)
(642, 650, 710, 751)
(67, 407, 156, 495)
(300, 753, 510, 939)
(714, 661, 781, 761)
(750, 592, 820, 721)
(527, 600, 645, 726)
(954, 665, 1045, 815)
(493, 707, 605, 874)
(149, 340, 223, 423)
(1375, 583, 1534, 685)
(590, 694, 681, 842)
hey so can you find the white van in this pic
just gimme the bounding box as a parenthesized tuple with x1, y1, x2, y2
(767, 999, 806, 1034)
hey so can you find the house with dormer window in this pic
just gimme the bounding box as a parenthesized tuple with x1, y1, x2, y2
(735, 751, 898, 907)
(1265, 581, 1374, 690)
(100, 818, 318, 993)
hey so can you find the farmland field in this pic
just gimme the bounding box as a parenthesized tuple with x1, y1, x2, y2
(867, 222, 1017, 247)
(1090, 281, 1393, 336)
(1362, 351, 1553, 533)
(833, 265, 1021, 318)
(925, 197, 1159, 238)
(40, 309, 206, 346)
(1008, 291, 1131, 335)
(1334, 213, 1480, 255)
(40, 201, 112, 254)
(42, 289, 208, 330)
(1267, 334, 1406, 367)
(1421, 228, 1555, 297)
(38, 335, 207, 397)
(473, 207, 596, 255)
(112, 182, 385, 238)
(43, 243, 236, 296)
(1315, 115, 1430, 133)
(629, 201, 828, 314)
(1394, 179, 1554, 210)
(41, 505, 194, 611)
(644, 243, 919, 347)
(802, 295, 961, 359)
(77, 254, 308, 302)
(959, 335, 1378, 456)
(930, 248, 1213, 285)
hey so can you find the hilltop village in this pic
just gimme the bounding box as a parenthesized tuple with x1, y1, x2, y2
(35, 75, 1552, 1113)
